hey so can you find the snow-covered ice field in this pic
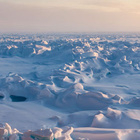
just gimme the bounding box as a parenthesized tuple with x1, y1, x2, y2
(0, 33, 140, 140)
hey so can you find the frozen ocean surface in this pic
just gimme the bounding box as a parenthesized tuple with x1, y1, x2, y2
(0, 33, 140, 140)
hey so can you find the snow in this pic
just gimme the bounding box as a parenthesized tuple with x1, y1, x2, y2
(72, 128, 140, 140)
(0, 33, 140, 139)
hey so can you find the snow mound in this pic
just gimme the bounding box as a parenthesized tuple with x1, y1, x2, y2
(91, 108, 140, 129)
(0, 73, 54, 103)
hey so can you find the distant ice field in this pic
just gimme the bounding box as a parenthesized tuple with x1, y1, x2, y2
(0, 33, 140, 139)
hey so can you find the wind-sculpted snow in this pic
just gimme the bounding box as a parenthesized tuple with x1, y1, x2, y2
(0, 33, 140, 139)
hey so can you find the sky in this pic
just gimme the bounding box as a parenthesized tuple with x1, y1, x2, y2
(0, 0, 140, 33)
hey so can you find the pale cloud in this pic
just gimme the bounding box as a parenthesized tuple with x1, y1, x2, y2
(82, 0, 140, 13)
(0, 0, 81, 8)
(1, 0, 140, 13)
